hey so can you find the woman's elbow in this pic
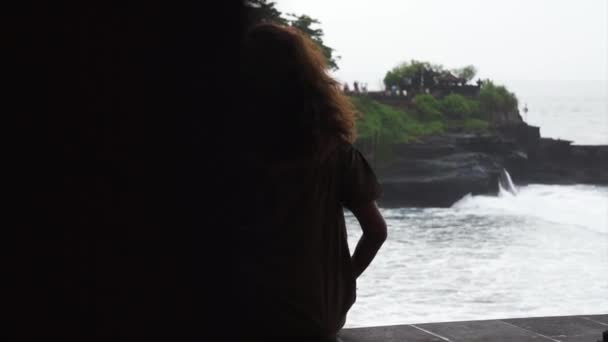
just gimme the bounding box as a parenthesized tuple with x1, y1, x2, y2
(353, 201, 388, 243)
(366, 222, 387, 243)
(377, 227, 388, 243)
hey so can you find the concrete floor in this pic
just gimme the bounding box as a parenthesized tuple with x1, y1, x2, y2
(340, 314, 608, 342)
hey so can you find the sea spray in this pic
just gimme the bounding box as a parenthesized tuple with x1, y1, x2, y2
(345, 184, 608, 327)
(499, 169, 518, 196)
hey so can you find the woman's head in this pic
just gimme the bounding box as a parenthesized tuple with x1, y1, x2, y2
(241, 23, 357, 157)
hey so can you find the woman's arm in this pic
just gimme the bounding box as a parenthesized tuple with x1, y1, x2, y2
(349, 201, 387, 279)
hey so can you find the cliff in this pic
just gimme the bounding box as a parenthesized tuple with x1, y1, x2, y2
(361, 123, 608, 208)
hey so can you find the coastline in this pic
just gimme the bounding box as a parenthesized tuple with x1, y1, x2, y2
(354, 113, 607, 207)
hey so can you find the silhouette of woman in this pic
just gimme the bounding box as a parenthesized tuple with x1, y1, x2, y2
(236, 23, 388, 340)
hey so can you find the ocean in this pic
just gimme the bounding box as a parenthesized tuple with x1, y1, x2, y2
(344, 80, 608, 327)
(502, 80, 608, 145)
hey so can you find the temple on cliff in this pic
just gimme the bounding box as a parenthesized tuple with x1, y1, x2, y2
(399, 68, 482, 99)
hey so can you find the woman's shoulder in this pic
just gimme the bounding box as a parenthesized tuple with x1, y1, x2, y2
(332, 140, 368, 161)
(319, 138, 355, 161)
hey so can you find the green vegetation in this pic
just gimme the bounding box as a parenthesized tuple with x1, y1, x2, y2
(351, 96, 444, 144)
(384, 60, 440, 87)
(350, 92, 497, 142)
(351, 96, 445, 165)
(452, 65, 478, 82)
(351, 94, 496, 164)
(383, 60, 476, 88)
(244, 0, 340, 70)
(286, 14, 339, 70)
(382, 60, 518, 121)
(413, 94, 443, 121)
(479, 80, 519, 116)
(439, 94, 479, 120)
(351, 95, 492, 166)
(356, 62, 519, 149)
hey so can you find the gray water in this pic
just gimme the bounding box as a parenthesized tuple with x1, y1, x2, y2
(503, 80, 608, 145)
(344, 80, 608, 327)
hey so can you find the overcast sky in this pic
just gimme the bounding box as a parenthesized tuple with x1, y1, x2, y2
(275, 0, 607, 90)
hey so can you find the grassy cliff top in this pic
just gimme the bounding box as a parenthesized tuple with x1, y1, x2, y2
(351, 95, 490, 139)
(350, 96, 444, 144)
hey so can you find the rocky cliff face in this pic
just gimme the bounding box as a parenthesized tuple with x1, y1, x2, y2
(370, 133, 524, 207)
(364, 123, 608, 208)
(524, 139, 608, 185)
(491, 109, 523, 126)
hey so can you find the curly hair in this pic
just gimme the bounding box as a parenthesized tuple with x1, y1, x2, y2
(241, 23, 357, 158)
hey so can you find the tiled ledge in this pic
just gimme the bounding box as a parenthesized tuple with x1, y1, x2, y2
(340, 314, 608, 342)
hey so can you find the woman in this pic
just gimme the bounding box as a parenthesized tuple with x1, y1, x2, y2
(235, 23, 387, 340)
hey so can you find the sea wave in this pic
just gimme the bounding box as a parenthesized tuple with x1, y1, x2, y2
(452, 184, 608, 235)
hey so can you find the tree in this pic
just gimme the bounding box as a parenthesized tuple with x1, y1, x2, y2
(383, 60, 482, 88)
(440, 94, 472, 119)
(413, 94, 443, 121)
(478, 80, 519, 117)
(383, 71, 401, 89)
(286, 14, 340, 70)
(451, 65, 477, 83)
(243, 1, 340, 70)
(243, 0, 287, 26)
(383, 60, 444, 89)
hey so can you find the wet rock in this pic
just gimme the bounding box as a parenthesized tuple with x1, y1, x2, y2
(362, 124, 607, 208)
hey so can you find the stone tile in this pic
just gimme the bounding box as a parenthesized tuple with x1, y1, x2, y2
(557, 334, 606, 342)
(582, 314, 608, 325)
(340, 324, 445, 342)
(416, 319, 549, 342)
(340, 316, 608, 342)
(503, 315, 607, 342)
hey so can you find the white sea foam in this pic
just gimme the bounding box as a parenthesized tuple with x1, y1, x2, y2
(345, 184, 608, 327)
(453, 184, 608, 235)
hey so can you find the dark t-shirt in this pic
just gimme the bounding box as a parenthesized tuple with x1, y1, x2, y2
(234, 141, 381, 337)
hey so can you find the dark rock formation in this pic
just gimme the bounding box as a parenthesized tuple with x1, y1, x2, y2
(371, 133, 522, 207)
(361, 123, 608, 208)
(524, 139, 608, 185)
(491, 110, 523, 126)
(379, 153, 501, 207)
